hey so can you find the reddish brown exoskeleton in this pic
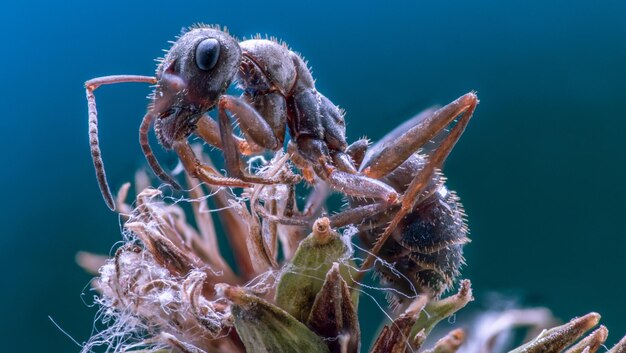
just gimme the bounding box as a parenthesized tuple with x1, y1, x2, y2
(85, 25, 399, 211)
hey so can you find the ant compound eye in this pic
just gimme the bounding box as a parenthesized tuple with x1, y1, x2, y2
(195, 38, 221, 71)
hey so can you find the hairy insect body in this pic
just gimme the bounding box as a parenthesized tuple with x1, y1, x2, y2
(351, 154, 469, 301)
(86, 25, 401, 212)
(237, 39, 348, 160)
(153, 29, 242, 149)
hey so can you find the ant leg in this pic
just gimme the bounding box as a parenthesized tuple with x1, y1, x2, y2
(297, 136, 399, 203)
(85, 74, 157, 210)
(218, 96, 300, 185)
(346, 138, 370, 171)
(365, 107, 438, 163)
(287, 141, 316, 183)
(329, 203, 391, 228)
(331, 151, 359, 174)
(253, 180, 330, 227)
(255, 198, 391, 229)
(359, 92, 478, 273)
(139, 112, 182, 190)
(363, 93, 477, 179)
(219, 95, 281, 150)
(173, 140, 253, 188)
(329, 137, 371, 174)
(195, 115, 264, 156)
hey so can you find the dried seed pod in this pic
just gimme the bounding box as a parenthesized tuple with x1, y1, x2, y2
(307, 263, 360, 353)
(370, 296, 428, 353)
(563, 326, 608, 353)
(509, 312, 601, 353)
(422, 328, 465, 353)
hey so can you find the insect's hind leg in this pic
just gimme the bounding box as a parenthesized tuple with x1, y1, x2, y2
(362, 93, 478, 179)
(359, 92, 478, 273)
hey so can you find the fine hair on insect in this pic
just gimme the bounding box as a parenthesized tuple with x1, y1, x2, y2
(84, 24, 477, 299)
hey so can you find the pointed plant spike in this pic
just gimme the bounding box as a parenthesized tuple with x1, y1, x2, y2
(412, 279, 473, 338)
(115, 182, 133, 214)
(275, 217, 356, 322)
(184, 172, 229, 270)
(608, 334, 626, 353)
(563, 325, 608, 353)
(422, 328, 465, 353)
(508, 312, 600, 353)
(369, 317, 415, 353)
(160, 332, 206, 353)
(217, 284, 331, 353)
(228, 199, 275, 272)
(370, 296, 428, 353)
(307, 263, 360, 353)
(192, 144, 257, 277)
(125, 222, 198, 277)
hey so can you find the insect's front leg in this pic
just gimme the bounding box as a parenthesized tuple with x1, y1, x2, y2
(253, 180, 330, 228)
(173, 140, 252, 188)
(217, 95, 300, 185)
(195, 115, 264, 156)
(362, 93, 478, 179)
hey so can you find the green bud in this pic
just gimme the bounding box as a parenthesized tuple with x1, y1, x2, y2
(275, 218, 356, 322)
(217, 284, 330, 353)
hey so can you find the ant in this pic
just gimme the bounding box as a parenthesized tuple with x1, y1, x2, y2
(85, 25, 478, 298)
(86, 25, 398, 210)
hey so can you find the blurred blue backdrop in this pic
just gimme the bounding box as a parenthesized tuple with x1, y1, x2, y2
(1, 1, 625, 352)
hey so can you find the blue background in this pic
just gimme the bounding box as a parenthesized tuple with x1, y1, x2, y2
(1, 1, 625, 352)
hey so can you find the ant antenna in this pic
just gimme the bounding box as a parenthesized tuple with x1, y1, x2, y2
(85, 75, 158, 210)
(139, 111, 182, 191)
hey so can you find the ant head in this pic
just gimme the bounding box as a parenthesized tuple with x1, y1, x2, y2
(152, 26, 241, 147)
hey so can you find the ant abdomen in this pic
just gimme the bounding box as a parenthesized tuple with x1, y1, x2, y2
(353, 154, 469, 302)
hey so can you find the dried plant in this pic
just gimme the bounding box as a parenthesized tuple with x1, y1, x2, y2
(77, 154, 626, 353)
(80, 24, 626, 352)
